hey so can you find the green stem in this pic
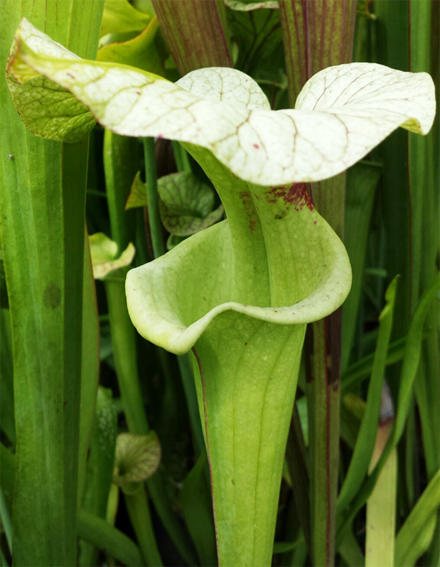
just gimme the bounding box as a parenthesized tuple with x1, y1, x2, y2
(0, 309, 14, 445)
(172, 141, 192, 173)
(104, 484, 119, 567)
(78, 233, 100, 505)
(106, 484, 119, 526)
(143, 137, 166, 258)
(77, 509, 143, 567)
(125, 488, 163, 566)
(105, 281, 163, 563)
(306, 316, 341, 567)
(106, 280, 149, 433)
(0, 487, 12, 553)
(103, 132, 139, 253)
(178, 355, 205, 456)
(78, 388, 117, 567)
(408, 10, 440, 564)
(285, 405, 311, 556)
(104, 132, 196, 566)
(0, 444, 14, 494)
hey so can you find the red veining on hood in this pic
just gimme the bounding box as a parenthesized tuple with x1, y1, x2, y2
(265, 183, 314, 211)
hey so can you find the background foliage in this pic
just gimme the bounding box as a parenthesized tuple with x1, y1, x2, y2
(0, 0, 439, 566)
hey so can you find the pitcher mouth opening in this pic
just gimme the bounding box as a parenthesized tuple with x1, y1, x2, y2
(126, 215, 351, 356)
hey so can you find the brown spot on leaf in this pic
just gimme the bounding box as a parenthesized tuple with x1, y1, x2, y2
(239, 191, 257, 233)
(43, 283, 61, 309)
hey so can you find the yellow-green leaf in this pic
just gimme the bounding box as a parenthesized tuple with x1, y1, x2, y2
(89, 233, 135, 280)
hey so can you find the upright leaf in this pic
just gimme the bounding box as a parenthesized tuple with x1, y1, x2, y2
(394, 467, 440, 567)
(0, 2, 103, 564)
(342, 161, 381, 370)
(78, 236, 101, 501)
(338, 277, 398, 512)
(0, 310, 14, 444)
(152, 0, 231, 75)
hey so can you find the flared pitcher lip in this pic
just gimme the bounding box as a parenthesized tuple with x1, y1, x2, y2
(126, 220, 352, 356)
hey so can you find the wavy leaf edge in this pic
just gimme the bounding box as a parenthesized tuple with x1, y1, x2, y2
(6, 18, 436, 187)
(126, 212, 351, 355)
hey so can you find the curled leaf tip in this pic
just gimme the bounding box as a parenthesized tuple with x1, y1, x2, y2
(89, 233, 135, 280)
(114, 431, 161, 494)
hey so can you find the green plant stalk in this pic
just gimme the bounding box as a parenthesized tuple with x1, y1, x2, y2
(79, 388, 117, 567)
(409, 14, 440, 561)
(105, 284, 196, 565)
(339, 530, 365, 567)
(0, 446, 140, 567)
(0, 445, 14, 494)
(103, 132, 195, 565)
(177, 354, 205, 456)
(143, 137, 166, 258)
(285, 405, 311, 555)
(103, 134, 139, 253)
(407, 7, 440, 548)
(172, 141, 192, 174)
(341, 336, 410, 395)
(279, 2, 357, 564)
(105, 276, 163, 565)
(124, 487, 163, 566)
(338, 277, 398, 512)
(78, 509, 144, 567)
(394, 467, 440, 567)
(0, 1, 103, 564)
(78, 233, 101, 502)
(104, 286, 143, 403)
(0, 487, 12, 554)
(0, 309, 14, 445)
(305, 317, 341, 566)
(336, 273, 440, 545)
